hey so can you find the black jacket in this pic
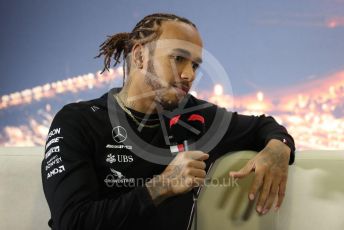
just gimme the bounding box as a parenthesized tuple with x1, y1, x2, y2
(41, 88, 295, 230)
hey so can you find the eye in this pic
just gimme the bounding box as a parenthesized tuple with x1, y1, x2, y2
(192, 62, 199, 71)
(173, 55, 185, 62)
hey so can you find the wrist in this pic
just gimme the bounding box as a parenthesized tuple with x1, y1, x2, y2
(266, 139, 291, 155)
(145, 175, 172, 206)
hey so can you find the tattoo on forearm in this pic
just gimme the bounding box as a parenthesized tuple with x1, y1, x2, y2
(146, 176, 167, 206)
(146, 165, 182, 206)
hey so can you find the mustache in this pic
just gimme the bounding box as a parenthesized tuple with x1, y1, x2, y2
(172, 82, 190, 92)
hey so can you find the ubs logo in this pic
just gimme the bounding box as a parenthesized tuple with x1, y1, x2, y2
(112, 126, 127, 143)
(106, 153, 134, 163)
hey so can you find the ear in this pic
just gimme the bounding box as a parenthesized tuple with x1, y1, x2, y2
(132, 43, 144, 69)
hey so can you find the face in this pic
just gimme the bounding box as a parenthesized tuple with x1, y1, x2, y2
(141, 21, 203, 111)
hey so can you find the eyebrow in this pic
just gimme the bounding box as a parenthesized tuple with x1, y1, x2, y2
(172, 48, 203, 64)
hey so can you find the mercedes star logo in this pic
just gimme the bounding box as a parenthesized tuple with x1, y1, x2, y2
(112, 126, 127, 143)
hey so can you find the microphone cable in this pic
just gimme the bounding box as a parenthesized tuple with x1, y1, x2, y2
(186, 156, 214, 230)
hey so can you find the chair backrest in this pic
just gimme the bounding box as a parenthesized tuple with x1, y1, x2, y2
(1, 148, 343, 230)
(0, 147, 50, 230)
(196, 150, 344, 230)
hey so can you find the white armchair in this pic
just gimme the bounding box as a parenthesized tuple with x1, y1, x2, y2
(0, 148, 343, 230)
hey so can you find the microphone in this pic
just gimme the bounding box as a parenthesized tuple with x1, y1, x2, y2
(168, 113, 205, 155)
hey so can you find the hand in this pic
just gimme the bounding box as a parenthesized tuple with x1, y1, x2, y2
(145, 151, 209, 205)
(229, 139, 291, 215)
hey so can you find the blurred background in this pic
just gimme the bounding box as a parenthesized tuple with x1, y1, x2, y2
(0, 0, 343, 150)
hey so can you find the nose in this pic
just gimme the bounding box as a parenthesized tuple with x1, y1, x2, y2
(180, 62, 195, 82)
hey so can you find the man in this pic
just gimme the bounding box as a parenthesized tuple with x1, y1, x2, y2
(42, 13, 295, 230)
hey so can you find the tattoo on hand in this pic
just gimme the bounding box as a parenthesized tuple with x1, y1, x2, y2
(260, 145, 289, 169)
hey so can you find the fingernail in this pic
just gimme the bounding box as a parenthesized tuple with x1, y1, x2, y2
(275, 206, 279, 211)
(263, 209, 269, 215)
(249, 193, 254, 200)
(257, 206, 262, 213)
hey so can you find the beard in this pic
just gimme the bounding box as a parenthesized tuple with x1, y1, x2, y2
(144, 59, 181, 111)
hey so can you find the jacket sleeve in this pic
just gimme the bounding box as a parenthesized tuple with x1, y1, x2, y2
(41, 106, 156, 230)
(212, 111, 295, 165)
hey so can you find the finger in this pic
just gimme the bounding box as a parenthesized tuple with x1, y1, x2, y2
(275, 176, 287, 210)
(256, 175, 272, 214)
(186, 168, 206, 178)
(262, 180, 280, 215)
(183, 177, 194, 188)
(188, 160, 206, 170)
(192, 177, 205, 187)
(246, 168, 264, 201)
(188, 151, 209, 161)
(229, 160, 255, 179)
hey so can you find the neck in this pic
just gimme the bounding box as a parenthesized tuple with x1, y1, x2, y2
(117, 77, 158, 114)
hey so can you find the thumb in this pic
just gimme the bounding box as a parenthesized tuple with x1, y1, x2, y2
(229, 159, 255, 178)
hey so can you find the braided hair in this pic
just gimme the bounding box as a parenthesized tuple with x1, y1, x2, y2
(96, 13, 197, 85)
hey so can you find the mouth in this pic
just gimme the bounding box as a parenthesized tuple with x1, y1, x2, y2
(173, 84, 190, 95)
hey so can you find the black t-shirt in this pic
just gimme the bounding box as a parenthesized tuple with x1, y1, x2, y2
(41, 88, 295, 230)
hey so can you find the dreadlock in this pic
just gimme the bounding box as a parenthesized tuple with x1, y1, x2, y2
(95, 13, 197, 85)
